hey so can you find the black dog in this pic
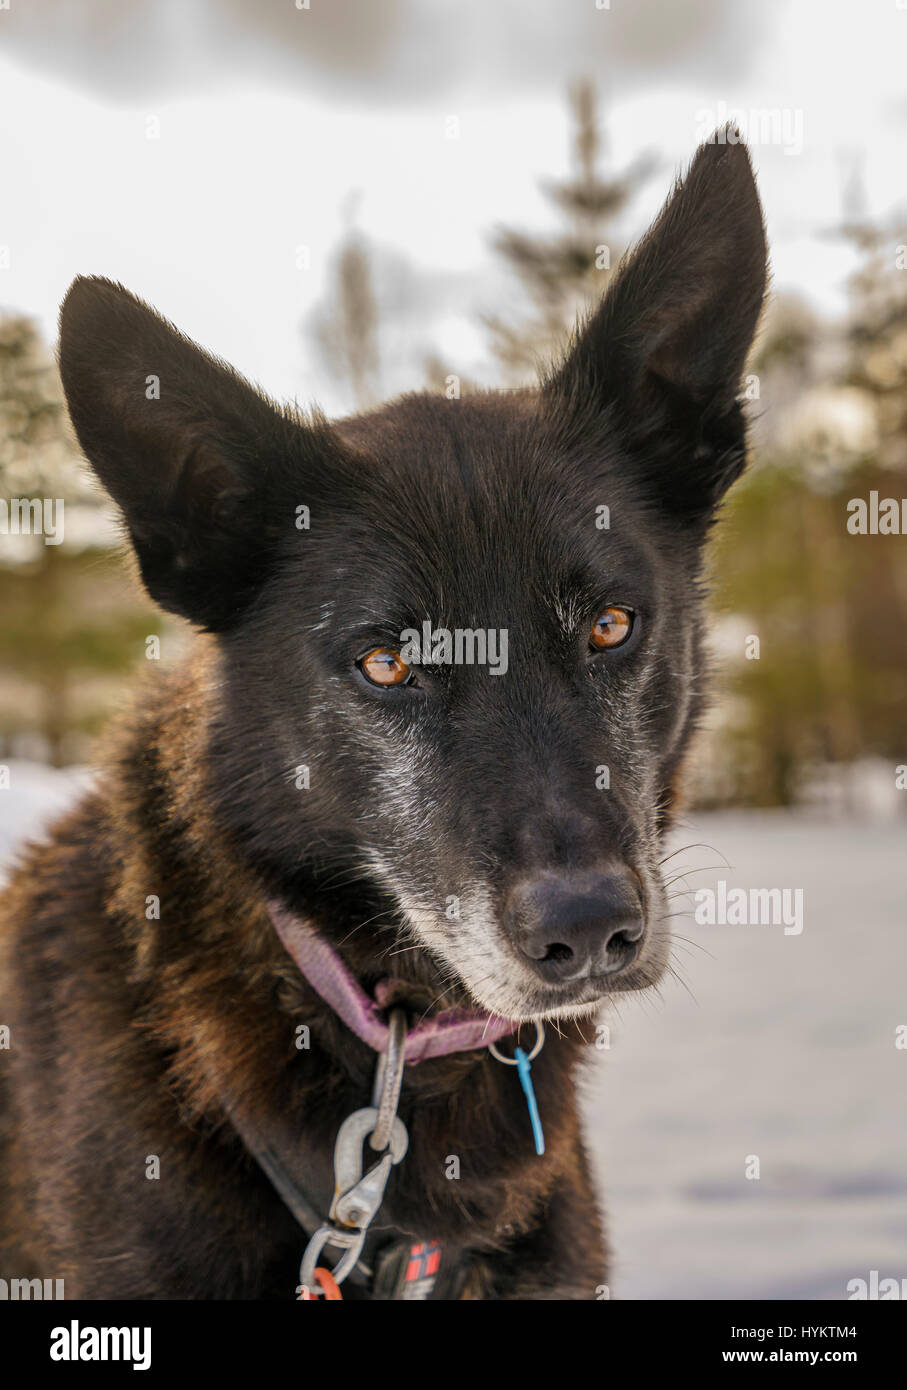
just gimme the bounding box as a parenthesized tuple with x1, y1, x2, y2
(0, 134, 765, 1299)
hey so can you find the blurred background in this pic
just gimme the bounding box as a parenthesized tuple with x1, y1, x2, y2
(0, 0, 904, 1299)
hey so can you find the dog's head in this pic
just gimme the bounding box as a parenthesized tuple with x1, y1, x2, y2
(59, 137, 766, 1022)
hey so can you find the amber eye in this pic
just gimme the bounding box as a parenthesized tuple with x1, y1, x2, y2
(358, 648, 412, 688)
(589, 607, 634, 651)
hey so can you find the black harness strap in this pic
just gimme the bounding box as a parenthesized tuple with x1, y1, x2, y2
(226, 1103, 373, 1289)
(227, 1103, 471, 1298)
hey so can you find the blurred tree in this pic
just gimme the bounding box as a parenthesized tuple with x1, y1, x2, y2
(486, 78, 655, 383)
(0, 313, 168, 766)
(840, 216, 907, 468)
(703, 244, 907, 808)
(308, 194, 381, 410)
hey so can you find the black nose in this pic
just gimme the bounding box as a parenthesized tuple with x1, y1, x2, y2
(506, 868, 645, 985)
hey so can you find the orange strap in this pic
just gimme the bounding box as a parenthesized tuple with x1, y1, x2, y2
(300, 1266, 344, 1301)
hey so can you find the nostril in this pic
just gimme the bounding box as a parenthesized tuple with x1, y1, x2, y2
(601, 919, 645, 973)
(522, 938, 575, 964)
(541, 941, 574, 965)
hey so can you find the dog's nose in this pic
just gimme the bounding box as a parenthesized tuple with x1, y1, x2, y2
(507, 869, 645, 984)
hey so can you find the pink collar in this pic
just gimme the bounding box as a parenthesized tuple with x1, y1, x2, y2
(267, 901, 517, 1064)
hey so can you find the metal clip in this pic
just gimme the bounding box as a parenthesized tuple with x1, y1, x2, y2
(298, 1010, 409, 1295)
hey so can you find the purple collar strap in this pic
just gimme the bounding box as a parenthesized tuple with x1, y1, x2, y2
(267, 901, 518, 1064)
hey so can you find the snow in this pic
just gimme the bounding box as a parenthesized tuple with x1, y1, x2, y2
(1, 765, 904, 1299)
(0, 760, 95, 877)
(585, 811, 907, 1299)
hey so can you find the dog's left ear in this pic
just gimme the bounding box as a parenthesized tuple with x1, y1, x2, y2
(547, 134, 768, 519)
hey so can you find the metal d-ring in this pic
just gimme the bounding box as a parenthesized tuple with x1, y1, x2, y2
(488, 1020, 545, 1065)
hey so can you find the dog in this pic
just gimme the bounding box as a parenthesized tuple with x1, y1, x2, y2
(0, 134, 766, 1300)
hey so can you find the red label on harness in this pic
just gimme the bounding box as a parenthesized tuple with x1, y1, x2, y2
(402, 1241, 443, 1298)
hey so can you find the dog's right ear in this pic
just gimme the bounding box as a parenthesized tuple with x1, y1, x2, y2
(58, 277, 330, 631)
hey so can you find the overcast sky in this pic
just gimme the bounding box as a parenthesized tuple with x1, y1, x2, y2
(2, 0, 907, 413)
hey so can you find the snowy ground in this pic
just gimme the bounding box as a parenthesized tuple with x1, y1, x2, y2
(2, 764, 905, 1299)
(585, 811, 907, 1300)
(0, 762, 96, 873)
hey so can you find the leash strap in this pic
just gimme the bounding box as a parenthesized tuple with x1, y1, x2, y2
(226, 1102, 373, 1288)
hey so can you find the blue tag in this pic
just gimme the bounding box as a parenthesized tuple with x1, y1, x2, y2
(514, 1046, 545, 1156)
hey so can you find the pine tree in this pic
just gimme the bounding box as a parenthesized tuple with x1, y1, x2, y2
(486, 79, 654, 384)
(0, 314, 164, 765)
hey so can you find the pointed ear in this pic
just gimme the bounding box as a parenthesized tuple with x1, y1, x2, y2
(58, 277, 328, 631)
(547, 134, 768, 518)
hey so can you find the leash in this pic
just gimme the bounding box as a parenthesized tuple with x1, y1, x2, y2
(230, 902, 548, 1300)
(298, 1007, 410, 1297)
